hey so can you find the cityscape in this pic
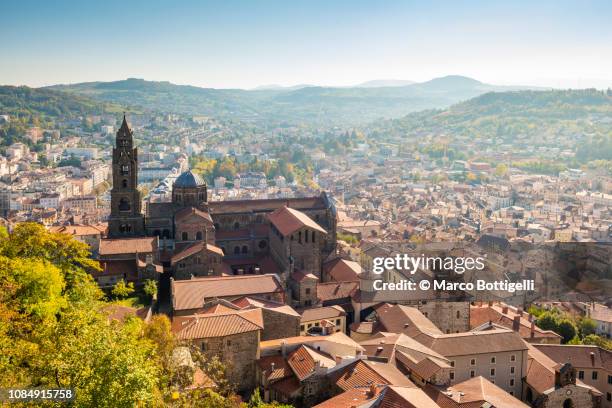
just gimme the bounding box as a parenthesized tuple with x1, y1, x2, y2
(0, 1, 611, 407)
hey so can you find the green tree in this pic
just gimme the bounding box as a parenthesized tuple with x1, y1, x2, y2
(557, 319, 577, 343)
(536, 312, 558, 331)
(578, 318, 597, 338)
(111, 279, 135, 299)
(143, 279, 157, 300)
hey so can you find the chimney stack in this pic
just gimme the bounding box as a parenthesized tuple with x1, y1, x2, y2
(502, 305, 509, 314)
(530, 320, 535, 338)
(590, 352, 595, 366)
(512, 315, 520, 332)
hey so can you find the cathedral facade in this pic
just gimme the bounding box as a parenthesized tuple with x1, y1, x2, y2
(105, 116, 337, 287)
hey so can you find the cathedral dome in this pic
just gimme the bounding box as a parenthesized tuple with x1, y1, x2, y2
(174, 170, 205, 188)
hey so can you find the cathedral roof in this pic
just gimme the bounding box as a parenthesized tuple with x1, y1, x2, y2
(174, 170, 205, 188)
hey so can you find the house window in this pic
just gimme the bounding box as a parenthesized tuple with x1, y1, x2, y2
(312, 231, 316, 243)
(490, 368, 495, 377)
(298, 231, 302, 243)
(592, 371, 598, 380)
(227, 340, 231, 346)
(234, 246, 240, 255)
(510, 379, 515, 387)
(305, 232, 309, 243)
(510, 366, 515, 374)
(578, 370, 584, 379)
(196, 231, 203, 240)
(470, 370, 475, 378)
(300, 325, 305, 331)
(336, 319, 340, 325)
(470, 359, 476, 366)
(456, 310, 460, 318)
(608, 375, 612, 384)
(607, 392, 611, 402)
(450, 371, 454, 380)
(510, 354, 516, 362)
(241, 245, 248, 254)
(182, 232, 188, 240)
(201, 342, 207, 351)
(491, 357, 496, 364)
(233, 222, 240, 230)
(305, 288, 311, 295)
(450, 361, 455, 368)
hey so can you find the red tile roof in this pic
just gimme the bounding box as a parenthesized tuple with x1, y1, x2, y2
(323, 258, 362, 282)
(99, 236, 156, 256)
(172, 308, 263, 339)
(329, 360, 415, 391)
(286, 345, 335, 381)
(300, 305, 345, 322)
(171, 274, 284, 311)
(316, 281, 358, 302)
(425, 376, 529, 408)
(268, 206, 327, 236)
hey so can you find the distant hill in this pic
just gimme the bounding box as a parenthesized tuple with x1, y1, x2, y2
(46, 76, 531, 124)
(356, 79, 415, 88)
(387, 89, 612, 164)
(0, 85, 122, 122)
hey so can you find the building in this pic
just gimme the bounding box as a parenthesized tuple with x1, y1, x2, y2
(299, 305, 346, 335)
(172, 307, 263, 392)
(103, 116, 337, 294)
(524, 343, 602, 407)
(424, 376, 530, 408)
(534, 344, 612, 408)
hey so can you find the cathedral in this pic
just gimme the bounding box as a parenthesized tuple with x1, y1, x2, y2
(100, 116, 337, 299)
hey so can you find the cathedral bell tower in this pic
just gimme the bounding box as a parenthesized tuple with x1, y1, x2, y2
(108, 115, 145, 238)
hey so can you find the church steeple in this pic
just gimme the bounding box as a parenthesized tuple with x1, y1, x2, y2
(108, 114, 145, 238)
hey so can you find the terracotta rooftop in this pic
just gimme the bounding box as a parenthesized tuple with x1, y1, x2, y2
(232, 296, 300, 317)
(300, 305, 345, 322)
(323, 258, 362, 282)
(534, 344, 612, 370)
(208, 195, 327, 215)
(99, 236, 156, 256)
(316, 281, 358, 302)
(425, 376, 529, 408)
(50, 223, 107, 236)
(171, 274, 284, 311)
(174, 206, 213, 223)
(377, 304, 443, 337)
(172, 308, 263, 339)
(418, 329, 528, 357)
(470, 303, 561, 340)
(170, 241, 224, 263)
(257, 355, 293, 382)
(287, 345, 335, 381)
(268, 206, 327, 236)
(329, 359, 415, 391)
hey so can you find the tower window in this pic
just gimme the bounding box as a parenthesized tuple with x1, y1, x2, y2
(182, 232, 188, 241)
(119, 198, 130, 211)
(121, 165, 129, 175)
(122, 179, 128, 188)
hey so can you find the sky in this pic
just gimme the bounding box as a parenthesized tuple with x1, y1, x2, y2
(1, 0, 612, 89)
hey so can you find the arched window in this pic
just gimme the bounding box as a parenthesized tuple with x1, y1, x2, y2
(242, 245, 248, 254)
(234, 246, 240, 255)
(121, 164, 129, 175)
(456, 310, 461, 318)
(119, 198, 130, 211)
(233, 222, 240, 230)
(196, 231, 203, 240)
(122, 179, 128, 188)
(182, 232, 188, 241)
(563, 399, 574, 408)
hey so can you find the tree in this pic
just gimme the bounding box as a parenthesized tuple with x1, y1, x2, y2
(111, 279, 135, 299)
(557, 319, 577, 344)
(536, 312, 558, 331)
(578, 318, 597, 338)
(143, 279, 157, 300)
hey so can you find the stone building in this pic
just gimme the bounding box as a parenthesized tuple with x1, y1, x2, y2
(101, 116, 337, 300)
(172, 307, 263, 392)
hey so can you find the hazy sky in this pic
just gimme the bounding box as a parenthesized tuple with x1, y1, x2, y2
(2, 0, 612, 89)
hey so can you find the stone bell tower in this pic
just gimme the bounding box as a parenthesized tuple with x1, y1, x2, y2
(108, 115, 145, 238)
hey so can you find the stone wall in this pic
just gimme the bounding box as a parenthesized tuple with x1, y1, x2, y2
(261, 308, 300, 341)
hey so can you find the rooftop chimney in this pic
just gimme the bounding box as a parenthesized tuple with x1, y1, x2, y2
(590, 352, 595, 366)
(512, 315, 520, 332)
(530, 321, 535, 338)
(502, 305, 509, 314)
